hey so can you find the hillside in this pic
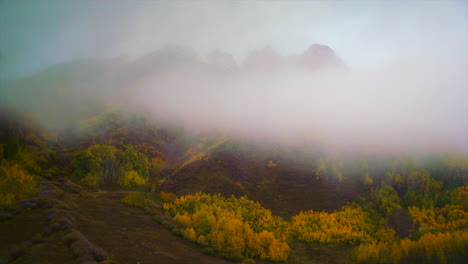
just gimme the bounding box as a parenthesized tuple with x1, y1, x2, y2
(160, 142, 360, 217)
(1, 109, 467, 263)
(0, 44, 346, 132)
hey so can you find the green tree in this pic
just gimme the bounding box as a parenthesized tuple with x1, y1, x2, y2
(373, 184, 402, 217)
(84, 144, 122, 184)
(118, 170, 146, 186)
(2, 139, 19, 161)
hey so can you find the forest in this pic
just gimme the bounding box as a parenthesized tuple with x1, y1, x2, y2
(1, 109, 466, 263)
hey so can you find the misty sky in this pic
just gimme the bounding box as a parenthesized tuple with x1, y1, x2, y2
(0, 0, 467, 153)
(1, 0, 466, 78)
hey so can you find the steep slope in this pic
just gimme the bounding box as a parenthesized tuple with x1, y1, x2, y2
(71, 191, 229, 264)
(160, 142, 360, 217)
(0, 43, 346, 131)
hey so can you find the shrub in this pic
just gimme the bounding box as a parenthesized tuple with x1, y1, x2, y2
(0, 163, 38, 208)
(241, 259, 256, 264)
(81, 173, 100, 187)
(160, 192, 177, 203)
(121, 192, 151, 208)
(118, 170, 146, 187)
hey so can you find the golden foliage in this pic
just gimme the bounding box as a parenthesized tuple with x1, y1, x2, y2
(183, 227, 197, 241)
(118, 170, 146, 186)
(0, 163, 38, 207)
(363, 174, 373, 185)
(291, 206, 395, 244)
(450, 185, 468, 209)
(163, 192, 290, 261)
(81, 172, 100, 187)
(160, 191, 177, 203)
(409, 204, 468, 232)
(254, 230, 290, 261)
(267, 160, 277, 168)
(353, 230, 468, 264)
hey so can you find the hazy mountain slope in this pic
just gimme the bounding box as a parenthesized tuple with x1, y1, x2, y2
(160, 142, 360, 217)
(0, 43, 344, 131)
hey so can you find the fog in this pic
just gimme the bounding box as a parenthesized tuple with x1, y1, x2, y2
(130, 47, 466, 153)
(0, 0, 466, 154)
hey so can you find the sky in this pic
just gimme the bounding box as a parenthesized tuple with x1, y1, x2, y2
(1, 0, 467, 78)
(0, 0, 467, 153)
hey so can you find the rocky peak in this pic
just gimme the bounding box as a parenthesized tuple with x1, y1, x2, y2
(301, 44, 343, 70)
(242, 45, 284, 71)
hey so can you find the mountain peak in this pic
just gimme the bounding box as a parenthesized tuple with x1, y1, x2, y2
(242, 45, 284, 70)
(301, 44, 343, 70)
(242, 44, 344, 72)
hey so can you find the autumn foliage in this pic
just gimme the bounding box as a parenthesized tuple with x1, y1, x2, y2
(353, 230, 468, 264)
(0, 162, 38, 208)
(291, 206, 395, 244)
(75, 144, 150, 187)
(163, 192, 290, 261)
(409, 204, 468, 232)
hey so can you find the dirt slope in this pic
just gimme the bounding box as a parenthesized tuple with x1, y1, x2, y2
(70, 191, 229, 264)
(161, 150, 359, 217)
